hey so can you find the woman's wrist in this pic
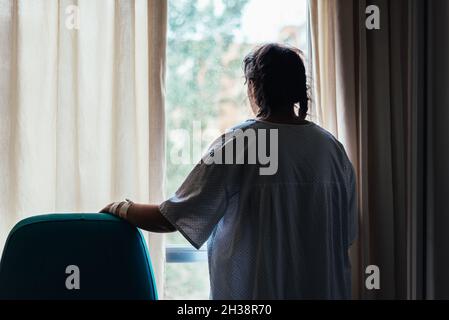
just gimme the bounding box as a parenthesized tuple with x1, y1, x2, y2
(119, 198, 134, 219)
(109, 198, 134, 219)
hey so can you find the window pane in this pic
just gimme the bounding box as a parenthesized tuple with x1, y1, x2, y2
(165, 0, 308, 300)
(164, 262, 210, 300)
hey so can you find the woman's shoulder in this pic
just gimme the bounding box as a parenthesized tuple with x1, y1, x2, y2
(225, 119, 345, 149)
(227, 119, 259, 132)
(311, 125, 352, 166)
(310, 123, 337, 140)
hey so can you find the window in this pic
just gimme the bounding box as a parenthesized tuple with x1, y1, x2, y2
(164, 0, 309, 300)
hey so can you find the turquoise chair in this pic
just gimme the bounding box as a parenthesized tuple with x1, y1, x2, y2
(0, 213, 157, 300)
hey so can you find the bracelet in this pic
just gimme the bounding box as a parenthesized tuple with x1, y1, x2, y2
(109, 199, 134, 218)
(109, 202, 122, 215)
(118, 198, 134, 219)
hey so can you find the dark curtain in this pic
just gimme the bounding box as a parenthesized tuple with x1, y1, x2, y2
(328, 0, 449, 299)
(426, 0, 449, 300)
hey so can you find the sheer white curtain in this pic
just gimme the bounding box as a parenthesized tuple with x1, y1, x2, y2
(0, 0, 167, 295)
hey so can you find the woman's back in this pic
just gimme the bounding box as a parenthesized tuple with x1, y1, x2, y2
(160, 119, 357, 299)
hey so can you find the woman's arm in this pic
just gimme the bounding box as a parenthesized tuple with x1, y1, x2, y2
(100, 202, 176, 233)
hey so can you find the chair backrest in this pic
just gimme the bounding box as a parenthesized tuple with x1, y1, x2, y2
(0, 213, 157, 300)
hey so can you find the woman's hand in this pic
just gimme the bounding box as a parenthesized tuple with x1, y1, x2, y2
(99, 203, 114, 214)
(99, 200, 133, 220)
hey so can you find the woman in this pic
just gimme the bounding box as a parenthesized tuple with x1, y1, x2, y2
(101, 43, 357, 299)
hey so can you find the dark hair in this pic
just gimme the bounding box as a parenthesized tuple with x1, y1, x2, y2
(243, 43, 309, 119)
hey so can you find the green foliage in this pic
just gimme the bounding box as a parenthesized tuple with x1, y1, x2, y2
(164, 0, 249, 300)
(165, 0, 250, 196)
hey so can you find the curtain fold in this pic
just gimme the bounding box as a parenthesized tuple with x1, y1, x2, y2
(426, 0, 449, 299)
(147, 0, 167, 299)
(0, 0, 167, 297)
(309, 0, 449, 299)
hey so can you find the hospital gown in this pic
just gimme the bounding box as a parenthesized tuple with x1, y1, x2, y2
(160, 119, 357, 299)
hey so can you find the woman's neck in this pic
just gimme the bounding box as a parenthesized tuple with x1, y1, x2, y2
(258, 113, 309, 125)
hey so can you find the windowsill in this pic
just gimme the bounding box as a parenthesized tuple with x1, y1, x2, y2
(165, 245, 207, 263)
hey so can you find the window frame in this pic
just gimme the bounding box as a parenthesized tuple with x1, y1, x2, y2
(165, 245, 208, 263)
